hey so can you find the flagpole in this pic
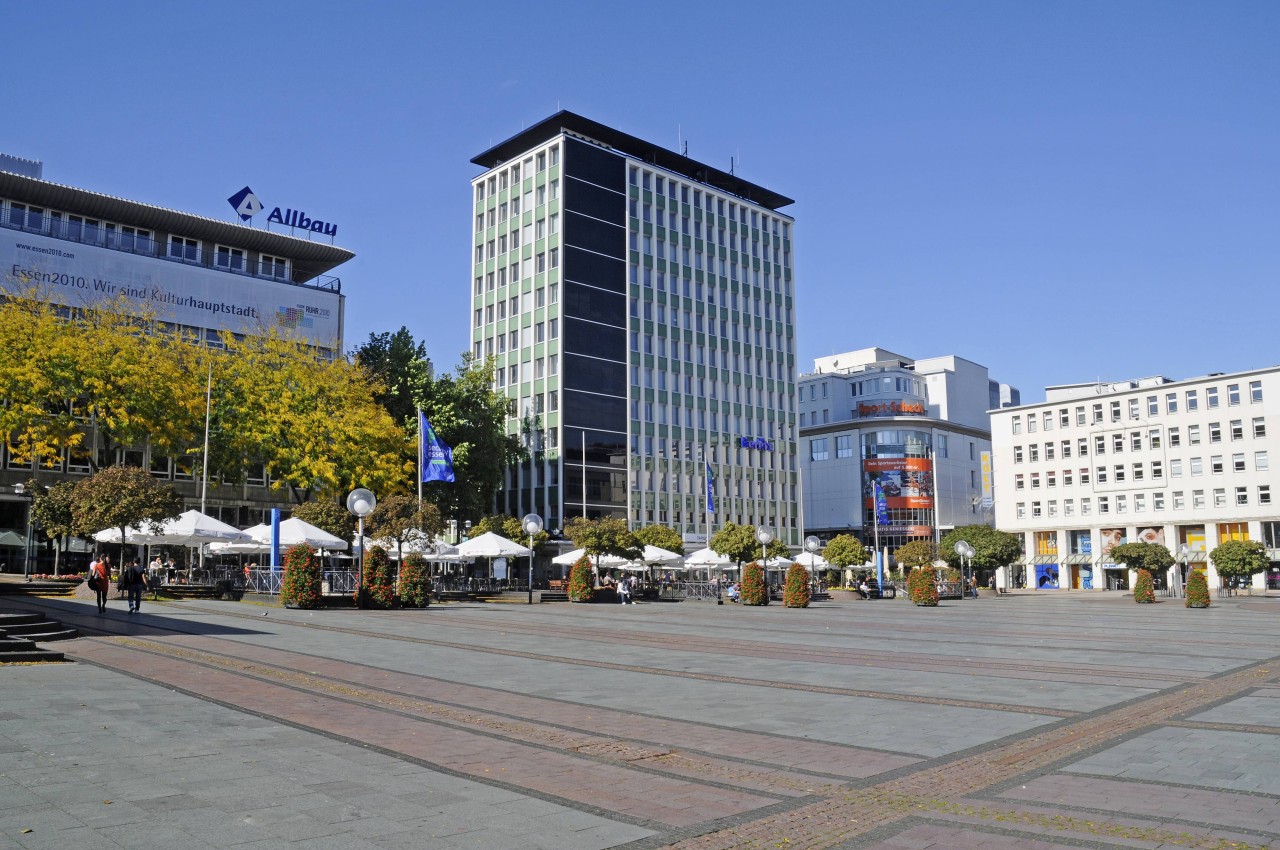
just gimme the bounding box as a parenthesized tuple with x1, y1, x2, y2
(581, 431, 587, 519)
(417, 409, 423, 509)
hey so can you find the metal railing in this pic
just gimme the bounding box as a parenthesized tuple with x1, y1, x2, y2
(2, 213, 341, 292)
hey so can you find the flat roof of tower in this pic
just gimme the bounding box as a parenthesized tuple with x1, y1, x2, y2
(471, 111, 795, 211)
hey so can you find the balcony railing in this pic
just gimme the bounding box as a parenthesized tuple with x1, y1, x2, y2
(2, 213, 341, 292)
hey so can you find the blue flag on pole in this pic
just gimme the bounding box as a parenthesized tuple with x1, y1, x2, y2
(419, 411, 455, 483)
(874, 479, 889, 526)
(705, 460, 715, 514)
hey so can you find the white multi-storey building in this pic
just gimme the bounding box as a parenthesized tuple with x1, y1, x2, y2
(469, 112, 798, 546)
(799, 348, 1011, 561)
(991, 369, 1280, 591)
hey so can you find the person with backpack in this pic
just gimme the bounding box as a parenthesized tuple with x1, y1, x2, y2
(87, 555, 110, 613)
(125, 559, 146, 613)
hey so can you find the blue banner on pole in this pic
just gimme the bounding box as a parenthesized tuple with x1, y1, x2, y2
(705, 461, 715, 514)
(874, 479, 890, 526)
(419, 411, 456, 483)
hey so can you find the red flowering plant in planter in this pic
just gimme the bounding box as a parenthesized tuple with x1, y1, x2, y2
(398, 552, 432, 608)
(358, 544, 396, 609)
(1132, 568, 1156, 604)
(279, 543, 322, 609)
(782, 563, 811, 608)
(740, 561, 769, 606)
(1184, 569, 1210, 608)
(568, 556, 594, 602)
(908, 566, 939, 607)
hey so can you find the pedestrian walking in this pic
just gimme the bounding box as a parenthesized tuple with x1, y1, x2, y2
(125, 559, 146, 613)
(88, 555, 110, 613)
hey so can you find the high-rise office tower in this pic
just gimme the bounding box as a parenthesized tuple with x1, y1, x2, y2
(470, 112, 798, 546)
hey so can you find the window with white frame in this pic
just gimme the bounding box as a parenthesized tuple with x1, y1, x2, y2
(1228, 384, 1240, 405)
(1260, 485, 1272, 505)
(1207, 387, 1219, 408)
(1213, 488, 1226, 507)
(1233, 453, 1245, 472)
(1173, 491, 1184, 510)
(1250, 380, 1263, 403)
(1235, 486, 1248, 506)
(1153, 492, 1165, 511)
(214, 245, 245, 271)
(1256, 450, 1269, 470)
(1254, 417, 1267, 438)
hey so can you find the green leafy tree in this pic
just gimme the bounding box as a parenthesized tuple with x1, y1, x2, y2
(1110, 542, 1175, 575)
(291, 500, 356, 542)
(415, 354, 525, 522)
(740, 562, 768, 606)
(30, 479, 75, 576)
(360, 544, 396, 609)
(939, 525, 1022, 571)
(69, 466, 182, 561)
(710, 522, 789, 565)
(894, 540, 936, 570)
(279, 543, 322, 608)
(564, 516, 641, 564)
(824, 534, 871, 570)
(567, 555, 594, 602)
(634, 524, 685, 555)
(352, 327, 432, 428)
(366, 493, 444, 562)
(398, 552, 432, 608)
(1185, 570, 1210, 608)
(783, 562, 811, 608)
(1210, 540, 1268, 587)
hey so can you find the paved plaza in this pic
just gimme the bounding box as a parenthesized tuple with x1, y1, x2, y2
(1, 591, 1279, 849)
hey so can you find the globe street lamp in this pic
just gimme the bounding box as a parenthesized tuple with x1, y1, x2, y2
(522, 513, 543, 605)
(755, 525, 774, 594)
(804, 535, 821, 594)
(346, 488, 376, 608)
(954, 540, 975, 600)
(14, 483, 32, 582)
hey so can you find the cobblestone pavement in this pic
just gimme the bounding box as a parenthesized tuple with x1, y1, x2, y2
(1, 591, 1278, 849)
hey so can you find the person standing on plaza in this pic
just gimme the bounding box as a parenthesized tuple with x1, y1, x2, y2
(125, 558, 146, 613)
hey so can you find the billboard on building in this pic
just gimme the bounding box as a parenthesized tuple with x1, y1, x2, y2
(2, 229, 341, 348)
(1100, 528, 1126, 560)
(863, 457, 934, 510)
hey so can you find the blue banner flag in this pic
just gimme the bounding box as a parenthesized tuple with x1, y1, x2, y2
(874, 479, 889, 526)
(705, 461, 715, 514)
(419, 411, 455, 483)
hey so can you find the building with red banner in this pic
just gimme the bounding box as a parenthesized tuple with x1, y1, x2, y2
(798, 347, 1017, 560)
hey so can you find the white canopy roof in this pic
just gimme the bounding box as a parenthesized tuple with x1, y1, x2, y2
(455, 531, 530, 558)
(685, 547, 734, 567)
(794, 551, 829, 568)
(151, 510, 250, 546)
(246, 517, 348, 551)
(551, 547, 630, 567)
(635, 544, 684, 565)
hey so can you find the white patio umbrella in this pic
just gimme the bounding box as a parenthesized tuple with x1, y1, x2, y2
(92, 524, 161, 544)
(150, 510, 250, 546)
(793, 551, 829, 569)
(551, 547, 629, 568)
(247, 518, 348, 551)
(455, 531, 531, 558)
(685, 547, 733, 567)
(637, 545, 684, 566)
(763, 555, 796, 569)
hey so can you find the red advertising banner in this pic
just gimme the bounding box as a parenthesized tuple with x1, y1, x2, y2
(864, 457, 934, 510)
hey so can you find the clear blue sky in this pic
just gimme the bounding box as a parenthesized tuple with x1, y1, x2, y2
(6, 1, 1278, 402)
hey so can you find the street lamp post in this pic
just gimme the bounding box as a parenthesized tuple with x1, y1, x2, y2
(954, 540, 975, 600)
(522, 513, 543, 605)
(755, 525, 774, 596)
(804, 535, 821, 594)
(14, 483, 33, 582)
(346, 488, 376, 609)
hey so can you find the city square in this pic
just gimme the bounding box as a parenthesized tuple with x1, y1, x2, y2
(2, 590, 1278, 849)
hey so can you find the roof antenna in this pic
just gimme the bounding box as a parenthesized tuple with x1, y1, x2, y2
(683, 140, 688, 157)
(730, 156, 734, 176)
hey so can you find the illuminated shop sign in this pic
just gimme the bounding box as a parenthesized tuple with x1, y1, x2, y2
(739, 436, 774, 451)
(857, 400, 926, 417)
